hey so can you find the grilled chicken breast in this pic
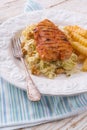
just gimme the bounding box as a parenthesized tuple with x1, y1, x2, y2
(34, 19, 73, 61)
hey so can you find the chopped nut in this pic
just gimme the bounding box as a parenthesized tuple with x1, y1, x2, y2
(82, 58, 87, 71)
(78, 54, 86, 63)
(21, 42, 25, 48)
(22, 49, 27, 56)
(31, 66, 40, 75)
(56, 68, 65, 74)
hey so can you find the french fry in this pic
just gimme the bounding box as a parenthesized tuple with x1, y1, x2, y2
(71, 42, 87, 56)
(64, 25, 79, 32)
(64, 25, 87, 38)
(78, 54, 86, 63)
(70, 32, 87, 47)
(82, 58, 87, 71)
(64, 25, 87, 72)
(76, 28, 87, 38)
(64, 25, 87, 55)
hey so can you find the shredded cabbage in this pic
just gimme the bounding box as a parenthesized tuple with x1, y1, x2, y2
(62, 53, 77, 71)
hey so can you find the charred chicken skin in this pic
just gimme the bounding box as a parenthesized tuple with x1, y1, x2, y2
(34, 19, 73, 61)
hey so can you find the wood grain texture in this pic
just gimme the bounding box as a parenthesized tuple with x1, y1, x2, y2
(0, 0, 87, 130)
(0, 0, 26, 24)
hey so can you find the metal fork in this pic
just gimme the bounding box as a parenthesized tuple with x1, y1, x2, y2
(12, 37, 41, 101)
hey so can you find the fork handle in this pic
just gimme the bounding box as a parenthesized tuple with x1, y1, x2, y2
(26, 74, 41, 101)
(21, 58, 41, 101)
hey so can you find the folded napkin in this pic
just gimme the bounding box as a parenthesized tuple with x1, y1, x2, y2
(0, 0, 87, 130)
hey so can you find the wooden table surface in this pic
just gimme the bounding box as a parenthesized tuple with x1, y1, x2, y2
(1, 0, 87, 130)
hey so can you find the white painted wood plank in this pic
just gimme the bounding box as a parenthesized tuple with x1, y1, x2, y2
(0, 0, 25, 23)
(35, 0, 87, 14)
(34, 0, 68, 8)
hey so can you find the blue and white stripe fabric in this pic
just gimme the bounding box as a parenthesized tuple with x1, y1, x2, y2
(0, 0, 87, 130)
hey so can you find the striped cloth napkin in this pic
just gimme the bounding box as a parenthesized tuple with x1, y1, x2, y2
(0, 0, 87, 130)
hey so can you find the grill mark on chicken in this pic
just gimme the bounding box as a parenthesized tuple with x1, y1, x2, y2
(34, 19, 73, 61)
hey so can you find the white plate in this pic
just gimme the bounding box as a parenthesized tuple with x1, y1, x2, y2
(1, 9, 87, 96)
